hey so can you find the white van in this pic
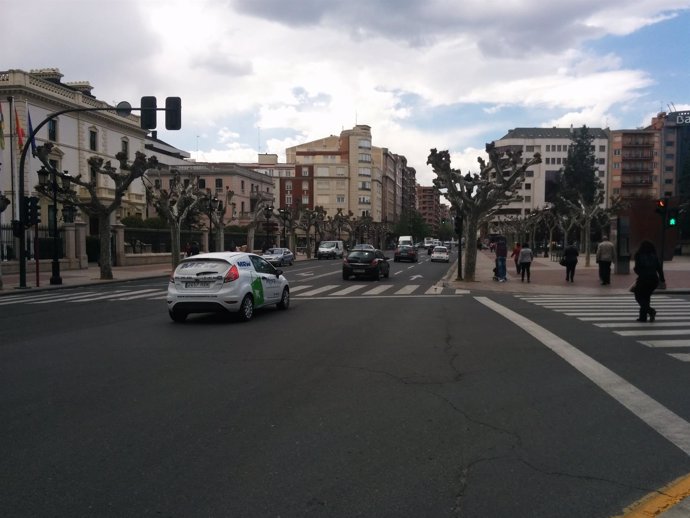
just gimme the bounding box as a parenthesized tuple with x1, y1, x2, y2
(317, 240, 345, 259)
(398, 235, 414, 248)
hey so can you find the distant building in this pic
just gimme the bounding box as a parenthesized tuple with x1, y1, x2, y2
(416, 185, 440, 234)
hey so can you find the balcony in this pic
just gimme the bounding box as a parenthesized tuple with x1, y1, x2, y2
(621, 176, 653, 186)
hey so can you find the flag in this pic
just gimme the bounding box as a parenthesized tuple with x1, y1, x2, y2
(28, 109, 37, 156)
(0, 103, 5, 150)
(14, 108, 25, 151)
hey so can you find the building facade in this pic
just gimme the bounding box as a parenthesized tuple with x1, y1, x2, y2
(416, 185, 440, 234)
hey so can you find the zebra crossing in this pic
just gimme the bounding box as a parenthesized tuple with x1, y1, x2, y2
(517, 294, 690, 362)
(0, 283, 469, 306)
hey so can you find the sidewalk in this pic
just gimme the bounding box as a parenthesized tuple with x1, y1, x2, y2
(446, 249, 690, 295)
(3, 250, 690, 296)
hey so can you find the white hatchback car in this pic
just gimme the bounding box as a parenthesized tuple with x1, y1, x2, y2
(430, 245, 450, 263)
(167, 252, 290, 322)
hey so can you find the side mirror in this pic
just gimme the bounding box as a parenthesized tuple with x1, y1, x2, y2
(275, 270, 283, 277)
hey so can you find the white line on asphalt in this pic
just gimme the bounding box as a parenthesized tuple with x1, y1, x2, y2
(669, 353, 690, 362)
(476, 296, 690, 457)
(112, 289, 168, 300)
(292, 294, 466, 300)
(425, 285, 443, 295)
(68, 289, 157, 302)
(0, 291, 96, 304)
(394, 285, 420, 295)
(287, 285, 313, 293)
(595, 322, 690, 328)
(565, 312, 690, 316)
(455, 289, 471, 294)
(330, 285, 368, 296)
(297, 285, 340, 296)
(362, 285, 394, 295)
(580, 316, 690, 321)
(639, 339, 690, 348)
(30, 290, 128, 304)
(616, 329, 690, 337)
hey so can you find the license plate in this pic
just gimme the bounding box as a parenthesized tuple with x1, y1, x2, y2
(354, 269, 365, 273)
(185, 281, 211, 288)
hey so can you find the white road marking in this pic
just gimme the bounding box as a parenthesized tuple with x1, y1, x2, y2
(616, 329, 690, 337)
(395, 285, 420, 295)
(477, 296, 690, 457)
(639, 339, 690, 348)
(298, 285, 340, 296)
(362, 284, 394, 295)
(330, 285, 368, 296)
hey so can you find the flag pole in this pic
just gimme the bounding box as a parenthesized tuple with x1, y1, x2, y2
(7, 96, 17, 220)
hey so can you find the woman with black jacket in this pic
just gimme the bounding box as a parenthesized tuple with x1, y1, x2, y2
(632, 240, 665, 322)
(563, 243, 579, 283)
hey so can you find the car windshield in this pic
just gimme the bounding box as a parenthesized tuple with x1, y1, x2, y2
(348, 251, 375, 260)
(265, 248, 284, 255)
(320, 243, 336, 249)
(434, 247, 448, 252)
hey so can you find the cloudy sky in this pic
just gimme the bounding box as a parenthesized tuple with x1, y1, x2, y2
(4, 0, 690, 185)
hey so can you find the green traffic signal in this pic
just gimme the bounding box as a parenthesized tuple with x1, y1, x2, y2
(666, 208, 679, 227)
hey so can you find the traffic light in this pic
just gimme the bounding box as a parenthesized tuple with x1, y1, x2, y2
(655, 198, 667, 215)
(140, 96, 157, 130)
(454, 215, 463, 235)
(165, 96, 182, 130)
(25, 196, 41, 226)
(667, 208, 679, 227)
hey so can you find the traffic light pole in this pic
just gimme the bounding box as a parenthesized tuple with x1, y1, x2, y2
(15, 102, 179, 288)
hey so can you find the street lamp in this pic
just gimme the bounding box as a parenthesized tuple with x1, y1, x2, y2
(278, 208, 290, 248)
(207, 195, 221, 252)
(263, 205, 274, 251)
(37, 166, 73, 285)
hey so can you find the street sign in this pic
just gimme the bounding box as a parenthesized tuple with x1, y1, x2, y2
(115, 101, 132, 117)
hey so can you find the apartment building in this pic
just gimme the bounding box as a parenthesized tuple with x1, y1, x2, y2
(494, 127, 610, 216)
(416, 185, 440, 234)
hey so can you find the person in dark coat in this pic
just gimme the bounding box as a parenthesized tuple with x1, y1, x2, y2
(632, 240, 665, 322)
(563, 243, 579, 283)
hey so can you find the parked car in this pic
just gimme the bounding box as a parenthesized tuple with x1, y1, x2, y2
(430, 245, 450, 263)
(167, 252, 290, 322)
(317, 240, 345, 259)
(342, 249, 390, 280)
(262, 247, 294, 266)
(394, 245, 418, 262)
(350, 243, 376, 251)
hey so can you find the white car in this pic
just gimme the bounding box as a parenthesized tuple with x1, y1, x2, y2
(167, 252, 290, 322)
(430, 245, 450, 263)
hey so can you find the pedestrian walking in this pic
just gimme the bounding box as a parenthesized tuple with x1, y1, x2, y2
(495, 237, 508, 282)
(518, 242, 534, 282)
(632, 240, 665, 322)
(563, 243, 579, 282)
(596, 236, 616, 285)
(510, 242, 522, 274)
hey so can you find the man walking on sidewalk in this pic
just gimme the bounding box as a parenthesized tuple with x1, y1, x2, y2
(495, 237, 508, 282)
(596, 236, 615, 285)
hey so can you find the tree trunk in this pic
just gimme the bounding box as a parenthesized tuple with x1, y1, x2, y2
(583, 216, 592, 266)
(247, 227, 256, 252)
(98, 215, 113, 280)
(463, 214, 480, 282)
(170, 221, 182, 269)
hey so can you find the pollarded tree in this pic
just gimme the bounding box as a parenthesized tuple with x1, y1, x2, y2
(143, 168, 207, 269)
(34, 144, 157, 280)
(427, 143, 542, 281)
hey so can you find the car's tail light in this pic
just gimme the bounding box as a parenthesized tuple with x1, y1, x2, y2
(169, 273, 175, 283)
(370, 258, 377, 266)
(224, 264, 240, 283)
(343, 258, 349, 265)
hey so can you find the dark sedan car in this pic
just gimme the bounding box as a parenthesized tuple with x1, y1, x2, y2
(394, 245, 418, 262)
(342, 249, 390, 280)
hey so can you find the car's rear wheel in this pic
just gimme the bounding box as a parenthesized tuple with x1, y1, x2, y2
(277, 287, 290, 310)
(169, 309, 187, 323)
(237, 294, 254, 322)
(384, 267, 390, 278)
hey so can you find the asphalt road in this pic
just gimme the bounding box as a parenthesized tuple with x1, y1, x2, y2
(2, 253, 690, 517)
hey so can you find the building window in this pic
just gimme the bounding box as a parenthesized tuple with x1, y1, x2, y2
(598, 158, 606, 165)
(48, 119, 57, 141)
(302, 180, 309, 190)
(524, 183, 531, 190)
(215, 178, 223, 193)
(524, 196, 531, 202)
(665, 153, 675, 159)
(665, 166, 674, 172)
(599, 145, 606, 152)
(316, 180, 329, 190)
(359, 167, 371, 176)
(336, 195, 345, 204)
(198, 179, 206, 189)
(302, 195, 310, 204)
(89, 129, 98, 151)
(285, 195, 292, 205)
(613, 163, 621, 169)
(358, 153, 371, 163)
(526, 145, 534, 152)
(285, 181, 292, 191)
(302, 167, 310, 176)
(358, 138, 371, 149)
(241, 180, 245, 192)
(358, 196, 370, 204)
(336, 167, 345, 176)
(154, 179, 161, 189)
(121, 138, 129, 158)
(665, 179, 674, 184)
(599, 171, 605, 177)
(359, 181, 371, 190)
(614, 149, 621, 155)
(316, 167, 329, 177)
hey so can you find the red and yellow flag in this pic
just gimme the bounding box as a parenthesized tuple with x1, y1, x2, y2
(15, 107, 25, 151)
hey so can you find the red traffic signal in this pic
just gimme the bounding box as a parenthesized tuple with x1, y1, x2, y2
(655, 198, 667, 214)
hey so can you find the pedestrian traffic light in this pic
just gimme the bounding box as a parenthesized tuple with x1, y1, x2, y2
(667, 208, 679, 227)
(140, 96, 157, 130)
(655, 198, 667, 215)
(165, 96, 182, 130)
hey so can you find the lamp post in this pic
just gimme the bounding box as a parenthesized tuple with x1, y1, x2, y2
(37, 166, 73, 285)
(278, 208, 290, 248)
(263, 205, 274, 251)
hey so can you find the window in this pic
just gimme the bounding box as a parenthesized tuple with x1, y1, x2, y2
(613, 163, 621, 169)
(358, 196, 370, 204)
(359, 181, 371, 190)
(154, 179, 161, 189)
(241, 180, 245, 192)
(599, 171, 605, 177)
(598, 158, 606, 165)
(665, 166, 674, 172)
(184, 178, 190, 187)
(614, 149, 621, 155)
(285, 181, 292, 191)
(665, 153, 675, 159)
(89, 129, 98, 151)
(524, 196, 531, 202)
(316, 167, 329, 177)
(359, 167, 371, 176)
(336, 167, 346, 177)
(526, 145, 534, 152)
(526, 170, 534, 177)
(545, 145, 551, 152)
(302, 195, 310, 204)
(599, 145, 606, 152)
(285, 195, 292, 205)
(358, 138, 371, 149)
(215, 178, 223, 193)
(198, 179, 206, 189)
(121, 138, 129, 158)
(665, 179, 674, 184)
(358, 153, 371, 163)
(336, 195, 345, 204)
(301, 167, 310, 176)
(48, 119, 57, 141)
(316, 180, 329, 190)
(524, 183, 531, 190)
(302, 180, 309, 190)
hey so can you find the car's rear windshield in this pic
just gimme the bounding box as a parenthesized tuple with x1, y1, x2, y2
(266, 248, 284, 254)
(434, 247, 448, 252)
(320, 242, 336, 248)
(176, 259, 230, 274)
(348, 251, 375, 260)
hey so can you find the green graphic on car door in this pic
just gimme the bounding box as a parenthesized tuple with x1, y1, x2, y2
(251, 276, 265, 306)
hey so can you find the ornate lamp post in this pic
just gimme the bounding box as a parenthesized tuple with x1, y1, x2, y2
(37, 166, 73, 285)
(207, 194, 221, 252)
(263, 205, 274, 251)
(278, 208, 291, 248)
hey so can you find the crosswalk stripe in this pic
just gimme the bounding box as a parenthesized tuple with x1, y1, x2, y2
(395, 285, 420, 295)
(362, 285, 394, 295)
(425, 285, 443, 295)
(68, 289, 155, 302)
(616, 329, 690, 337)
(288, 285, 313, 293)
(639, 340, 690, 348)
(31, 290, 128, 304)
(565, 311, 690, 316)
(298, 285, 340, 296)
(669, 353, 690, 361)
(580, 315, 690, 321)
(112, 289, 168, 300)
(0, 292, 96, 305)
(595, 321, 690, 328)
(330, 285, 368, 296)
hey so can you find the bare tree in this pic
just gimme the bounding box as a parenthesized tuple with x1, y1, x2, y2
(427, 143, 542, 281)
(34, 144, 157, 280)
